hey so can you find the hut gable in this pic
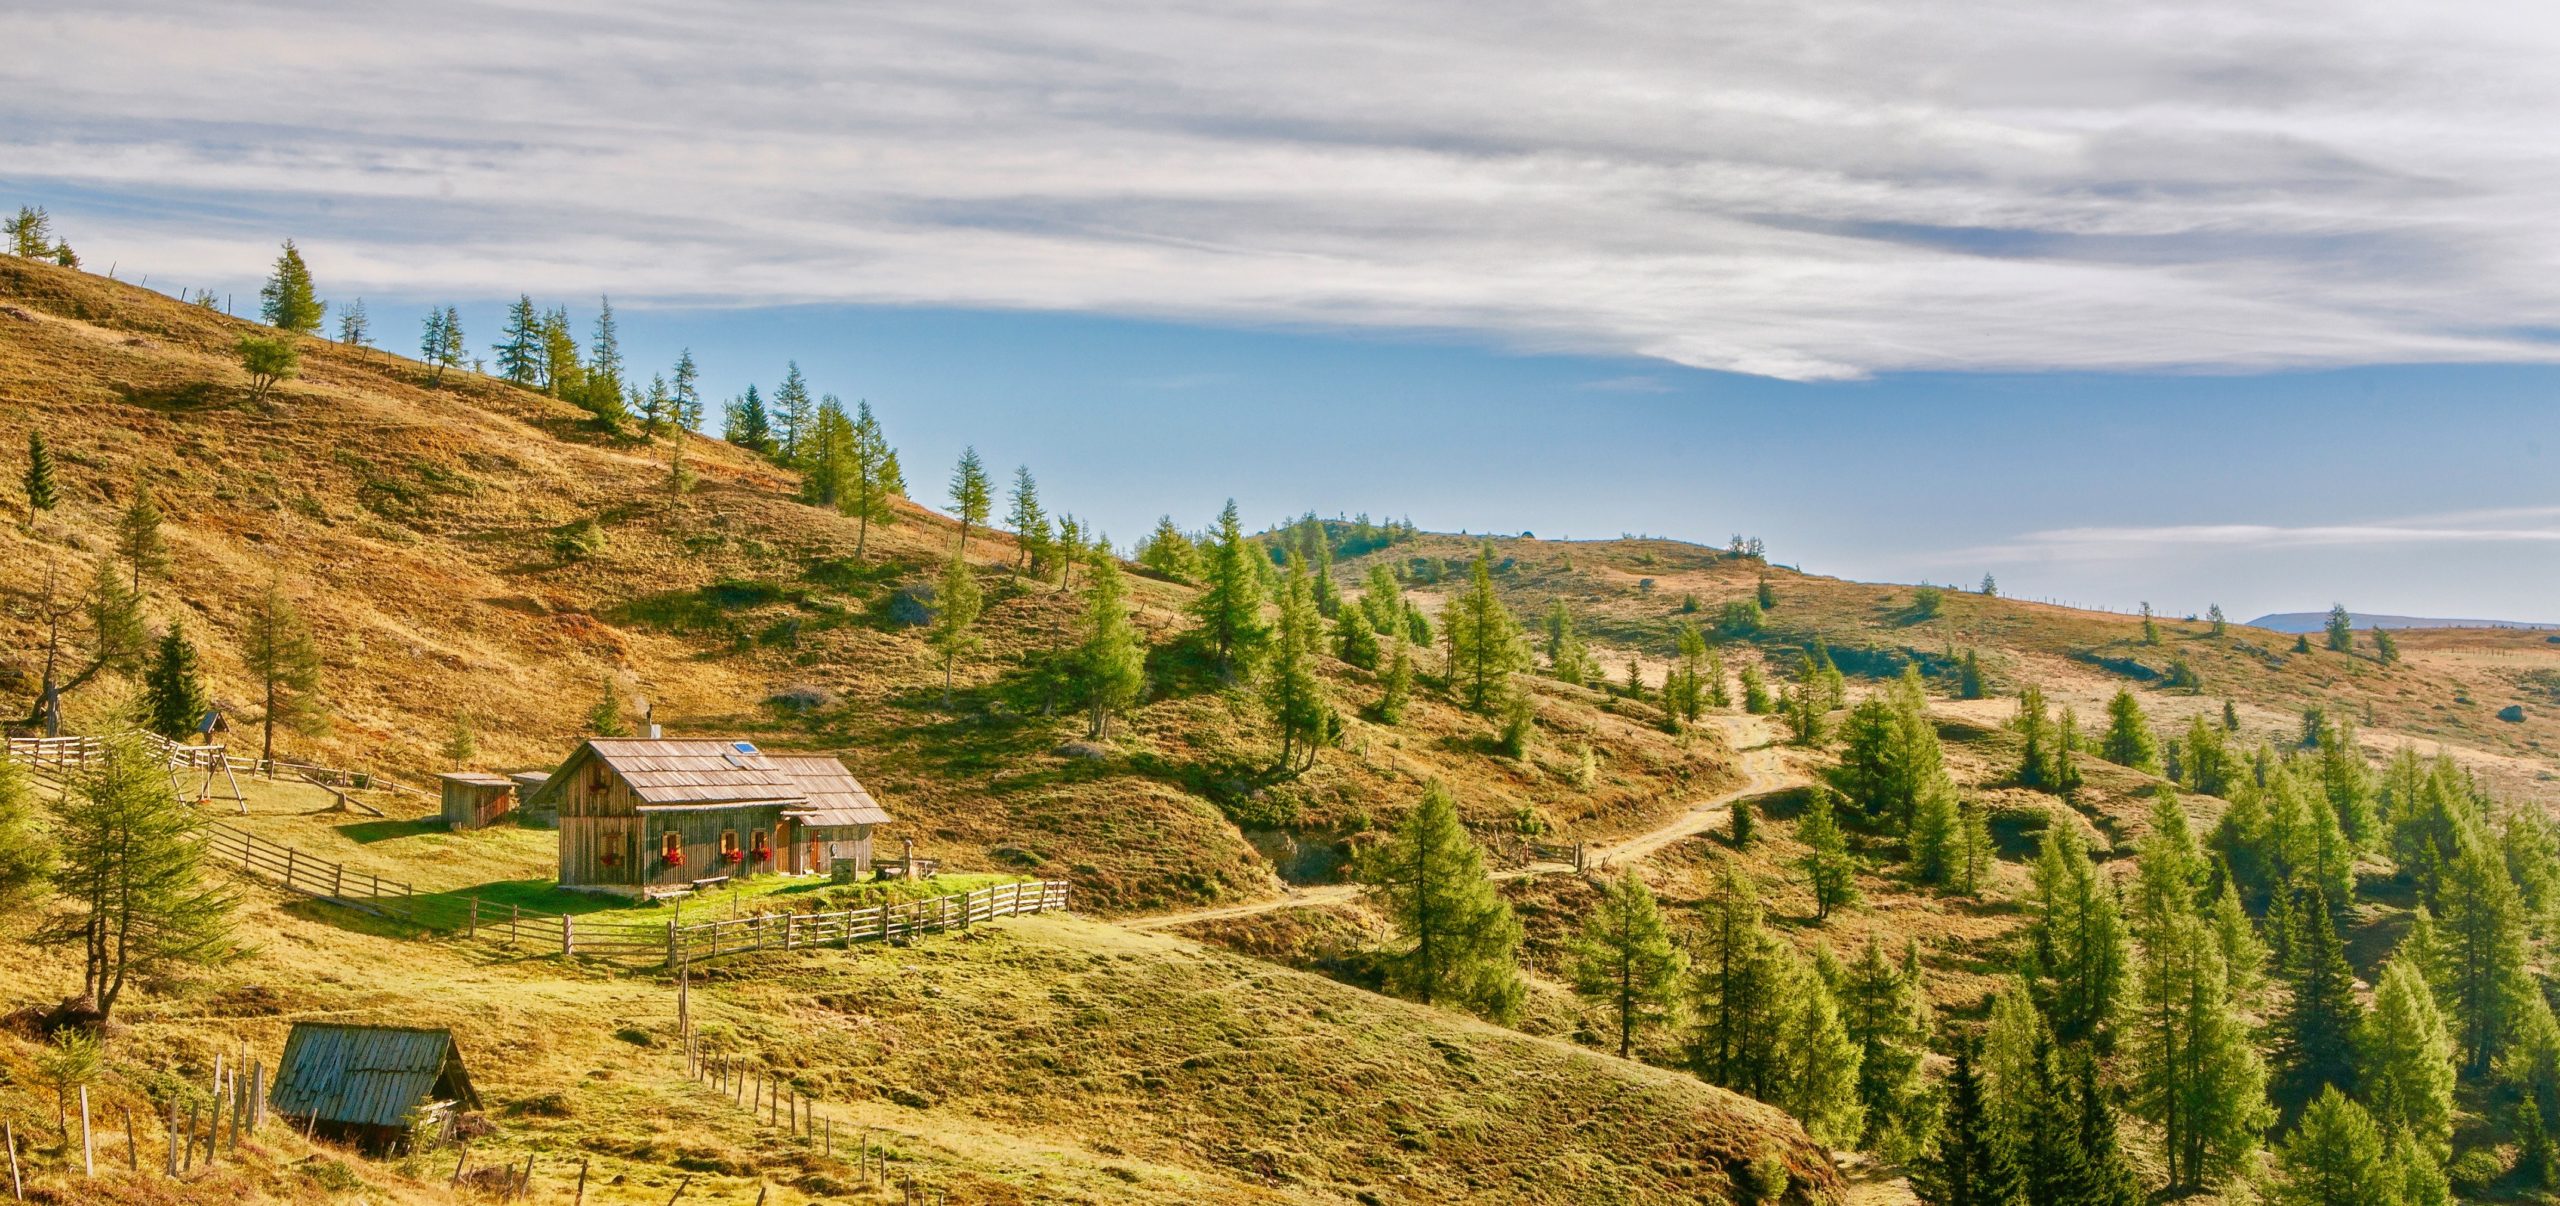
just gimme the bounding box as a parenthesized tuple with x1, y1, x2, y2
(270, 1023, 479, 1133)
(768, 755, 893, 827)
(527, 739, 801, 811)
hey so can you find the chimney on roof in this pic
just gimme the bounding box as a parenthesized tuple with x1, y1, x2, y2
(644, 701, 661, 741)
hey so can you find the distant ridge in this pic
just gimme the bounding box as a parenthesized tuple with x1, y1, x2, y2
(2248, 611, 2558, 633)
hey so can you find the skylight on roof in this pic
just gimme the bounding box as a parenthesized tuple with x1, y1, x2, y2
(733, 741, 759, 754)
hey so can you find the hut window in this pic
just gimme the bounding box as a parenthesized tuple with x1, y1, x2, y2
(661, 832, 683, 865)
(751, 830, 772, 863)
(720, 830, 741, 865)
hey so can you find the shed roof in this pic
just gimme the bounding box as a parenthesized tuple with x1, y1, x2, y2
(768, 755, 894, 827)
(437, 773, 513, 789)
(525, 739, 802, 810)
(506, 771, 550, 793)
(270, 1023, 480, 1129)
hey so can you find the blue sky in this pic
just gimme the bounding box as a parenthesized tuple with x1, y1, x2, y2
(10, 1, 2560, 620)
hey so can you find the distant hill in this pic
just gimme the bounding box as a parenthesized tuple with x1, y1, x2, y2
(2248, 611, 2557, 633)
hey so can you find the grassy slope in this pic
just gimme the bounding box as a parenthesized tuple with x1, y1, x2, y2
(0, 256, 1733, 917)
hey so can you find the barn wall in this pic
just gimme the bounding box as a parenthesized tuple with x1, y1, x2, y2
(641, 805, 786, 890)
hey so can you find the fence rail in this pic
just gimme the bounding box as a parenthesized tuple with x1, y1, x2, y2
(202, 823, 418, 906)
(669, 880, 1071, 966)
(9, 733, 429, 799)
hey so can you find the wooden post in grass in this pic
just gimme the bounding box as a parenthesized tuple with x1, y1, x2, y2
(664, 1174, 689, 1203)
(183, 1105, 198, 1171)
(520, 1153, 535, 1198)
(253, 1062, 265, 1130)
(79, 1086, 93, 1176)
(164, 1104, 177, 1176)
(574, 1157, 589, 1205)
(562, 914, 575, 957)
(468, 896, 478, 940)
(203, 1091, 221, 1165)
(123, 1105, 136, 1172)
(450, 1147, 467, 1186)
(6, 1121, 22, 1201)
(511, 903, 520, 946)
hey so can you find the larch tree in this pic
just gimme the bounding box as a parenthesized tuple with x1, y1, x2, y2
(2436, 824, 2529, 1073)
(1542, 599, 1591, 686)
(1773, 950, 1865, 1148)
(237, 335, 300, 402)
(2358, 952, 2456, 1159)
(1798, 787, 1861, 920)
(2026, 824, 2129, 1047)
(724, 384, 774, 455)
(1445, 544, 1530, 713)
(335, 298, 369, 350)
(1006, 465, 1049, 576)
(928, 552, 983, 707)
(577, 299, 630, 430)
(948, 446, 992, 556)
(1137, 516, 1200, 582)
(1374, 630, 1413, 724)
(23, 429, 57, 526)
(1910, 1039, 2021, 1206)
(116, 480, 168, 592)
(770, 361, 813, 462)
(2016, 683, 2054, 789)
(495, 295, 543, 385)
(257, 239, 324, 333)
(1074, 558, 1145, 740)
(1839, 936, 1931, 1158)
(6, 206, 56, 257)
(142, 622, 210, 742)
(1332, 602, 1380, 670)
(2325, 604, 2356, 653)
(537, 306, 582, 398)
(1359, 782, 1524, 1022)
(84, 558, 147, 678)
(0, 752, 50, 910)
(800, 396, 852, 506)
(2278, 885, 2365, 1107)
(2132, 907, 2271, 1191)
(844, 400, 904, 558)
(1262, 559, 1335, 776)
(1688, 866, 1790, 1098)
(1187, 500, 1267, 674)
(1566, 869, 1686, 1058)
(2100, 688, 2158, 772)
(244, 574, 327, 772)
(32, 733, 235, 1024)
(2273, 1087, 2398, 1206)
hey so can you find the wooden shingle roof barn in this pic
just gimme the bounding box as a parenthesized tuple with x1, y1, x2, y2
(525, 738, 801, 811)
(768, 754, 893, 827)
(269, 1023, 479, 1149)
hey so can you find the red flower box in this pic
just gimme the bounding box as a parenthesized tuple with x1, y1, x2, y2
(600, 852, 621, 867)
(663, 850, 686, 868)
(722, 849, 744, 865)
(751, 847, 772, 864)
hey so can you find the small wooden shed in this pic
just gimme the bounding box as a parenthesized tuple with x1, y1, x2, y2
(769, 754, 891, 879)
(509, 771, 556, 829)
(437, 773, 516, 830)
(269, 1023, 480, 1152)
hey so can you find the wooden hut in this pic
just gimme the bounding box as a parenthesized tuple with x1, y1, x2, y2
(437, 773, 516, 830)
(768, 754, 891, 879)
(269, 1023, 480, 1152)
(530, 738, 894, 897)
(508, 771, 556, 829)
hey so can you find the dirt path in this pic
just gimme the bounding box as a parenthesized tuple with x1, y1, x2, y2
(1124, 714, 1805, 932)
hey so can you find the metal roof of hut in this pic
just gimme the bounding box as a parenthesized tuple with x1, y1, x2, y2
(767, 754, 894, 826)
(270, 1023, 480, 1129)
(436, 772, 513, 789)
(524, 739, 802, 810)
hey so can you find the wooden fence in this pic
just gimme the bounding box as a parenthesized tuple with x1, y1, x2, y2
(6, 734, 104, 770)
(668, 880, 1071, 966)
(9, 733, 429, 800)
(202, 823, 418, 908)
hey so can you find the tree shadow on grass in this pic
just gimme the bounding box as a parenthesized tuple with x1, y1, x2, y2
(335, 817, 447, 844)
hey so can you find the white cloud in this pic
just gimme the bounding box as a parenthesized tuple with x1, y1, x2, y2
(1947, 506, 2560, 563)
(13, 0, 2560, 379)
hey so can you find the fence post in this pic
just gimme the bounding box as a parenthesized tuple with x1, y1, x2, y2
(284, 847, 296, 890)
(667, 918, 679, 966)
(562, 913, 575, 957)
(468, 896, 479, 940)
(785, 911, 795, 950)
(332, 863, 343, 897)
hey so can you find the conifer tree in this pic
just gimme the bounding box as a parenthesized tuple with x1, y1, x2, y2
(2373, 626, 2399, 665)
(1446, 544, 1530, 713)
(2100, 688, 2158, 771)
(1955, 802, 1997, 896)
(6, 206, 55, 257)
(1782, 672, 1827, 745)
(1543, 599, 1591, 685)
(1774, 950, 1865, 1148)
(335, 298, 370, 350)
(2317, 718, 2378, 848)
(538, 305, 582, 397)
(1333, 603, 1380, 670)
(115, 481, 168, 592)
(244, 574, 326, 771)
(770, 361, 813, 462)
(1189, 501, 1268, 674)
(670, 350, 704, 430)
(948, 446, 992, 556)
(1263, 560, 1334, 776)
(1567, 869, 1686, 1058)
(2026, 824, 2130, 1046)
(1137, 516, 1201, 582)
(1839, 936, 1930, 1157)
(1799, 788, 1861, 920)
(1006, 465, 1049, 575)
(1360, 782, 1524, 1021)
(2278, 884, 2364, 1106)
(844, 400, 903, 558)
(2132, 906, 2271, 1190)
(32, 734, 234, 1024)
(257, 239, 324, 333)
(2359, 952, 2456, 1158)
(800, 395, 852, 505)
(1982, 977, 2050, 1133)
(724, 384, 775, 455)
(2208, 603, 2227, 638)
(1911, 1040, 2021, 1206)
(2054, 705, 2085, 795)
(85, 557, 147, 675)
(1689, 866, 1789, 1097)
(587, 681, 628, 737)
(2140, 601, 2161, 645)
(142, 622, 210, 742)
(1908, 782, 1962, 886)
(495, 295, 543, 385)
(2436, 824, 2528, 1072)
(22, 429, 56, 526)
(0, 753, 48, 911)
(1358, 562, 1403, 633)
(1958, 649, 1986, 699)
(239, 334, 300, 402)
(2016, 684, 2054, 789)
(1374, 630, 1413, 724)
(2208, 873, 2266, 1006)
(2061, 1051, 2145, 1206)
(2273, 1088, 2397, 1206)
(1074, 558, 1145, 739)
(1740, 664, 1772, 714)
(927, 552, 984, 706)
(2326, 604, 2355, 653)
